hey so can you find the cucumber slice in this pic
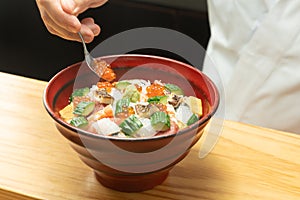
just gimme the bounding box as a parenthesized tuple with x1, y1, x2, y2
(115, 98, 130, 115)
(73, 101, 95, 116)
(147, 96, 168, 104)
(70, 116, 88, 128)
(187, 113, 199, 126)
(150, 111, 170, 131)
(130, 91, 140, 103)
(119, 115, 143, 136)
(165, 83, 183, 95)
(123, 85, 140, 103)
(69, 87, 89, 102)
(159, 96, 168, 105)
(115, 81, 131, 90)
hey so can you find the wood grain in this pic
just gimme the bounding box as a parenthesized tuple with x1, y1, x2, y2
(0, 72, 299, 200)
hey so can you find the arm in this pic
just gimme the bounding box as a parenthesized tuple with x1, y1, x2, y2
(35, 0, 108, 43)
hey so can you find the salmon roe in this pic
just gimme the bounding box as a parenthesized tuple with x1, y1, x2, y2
(135, 84, 142, 92)
(127, 106, 135, 115)
(155, 103, 167, 112)
(115, 106, 135, 119)
(146, 83, 165, 97)
(95, 60, 116, 82)
(97, 82, 113, 92)
(102, 67, 116, 82)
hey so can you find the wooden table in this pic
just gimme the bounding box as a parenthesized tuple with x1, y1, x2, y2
(0, 72, 299, 200)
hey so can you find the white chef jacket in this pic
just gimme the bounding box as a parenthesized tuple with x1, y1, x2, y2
(203, 0, 300, 134)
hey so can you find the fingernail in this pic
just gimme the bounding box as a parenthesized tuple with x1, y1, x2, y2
(85, 36, 93, 43)
(92, 28, 100, 35)
(88, 23, 100, 36)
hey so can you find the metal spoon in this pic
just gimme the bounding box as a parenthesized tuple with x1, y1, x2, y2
(78, 32, 107, 77)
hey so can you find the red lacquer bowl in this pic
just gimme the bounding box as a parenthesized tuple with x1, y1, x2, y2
(43, 54, 219, 192)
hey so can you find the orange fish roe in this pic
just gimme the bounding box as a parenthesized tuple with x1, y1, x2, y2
(111, 82, 117, 87)
(97, 105, 114, 120)
(95, 60, 116, 82)
(97, 81, 113, 92)
(135, 84, 142, 92)
(73, 96, 92, 108)
(102, 67, 116, 82)
(146, 83, 165, 97)
(115, 112, 128, 119)
(128, 106, 135, 115)
(97, 81, 112, 88)
(155, 103, 167, 112)
(115, 106, 135, 119)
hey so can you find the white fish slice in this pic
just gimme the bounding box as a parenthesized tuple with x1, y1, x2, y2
(93, 118, 121, 136)
(135, 118, 157, 138)
(175, 104, 193, 124)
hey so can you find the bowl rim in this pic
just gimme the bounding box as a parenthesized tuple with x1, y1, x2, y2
(43, 54, 220, 141)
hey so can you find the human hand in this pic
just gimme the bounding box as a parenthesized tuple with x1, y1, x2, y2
(36, 0, 108, 43)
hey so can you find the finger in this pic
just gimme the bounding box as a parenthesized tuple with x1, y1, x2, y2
(43, 0, 81, 33)
(79, 23, 97, 43)
(39, 10, 60, 35)
(43, 11, 99, 43)
(70, 0, 109, 15)
(81, 18, 101, 36)
(87, 0, 108, 9)
(60, 0, 76, 14)
(41, 11, 81, 42)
